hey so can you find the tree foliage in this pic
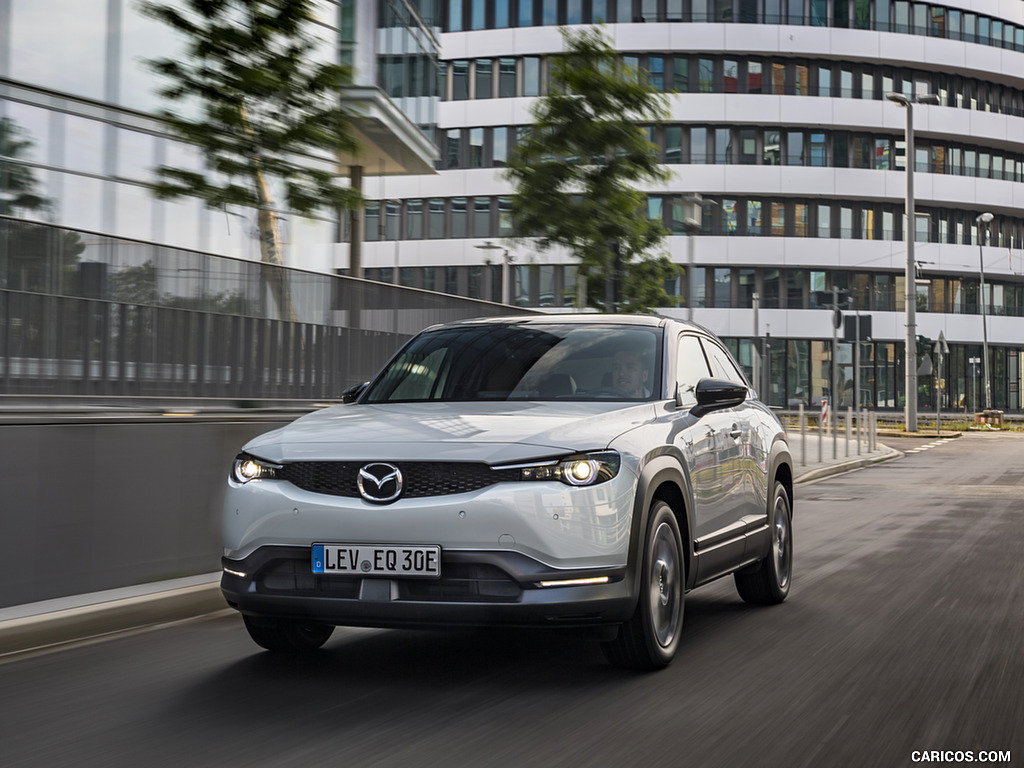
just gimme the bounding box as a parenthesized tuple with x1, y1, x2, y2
(142, 0, 363, 320)
(141, 0, 361, 215)
(504, 26, 677, 312)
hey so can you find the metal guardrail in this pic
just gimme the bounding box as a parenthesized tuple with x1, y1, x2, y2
(0, 219, 536, 404)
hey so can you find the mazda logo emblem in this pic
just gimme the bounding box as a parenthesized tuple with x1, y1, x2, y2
(357, 462, 403, 503)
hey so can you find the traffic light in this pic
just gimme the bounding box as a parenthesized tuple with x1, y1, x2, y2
(916, 335, 932, 356)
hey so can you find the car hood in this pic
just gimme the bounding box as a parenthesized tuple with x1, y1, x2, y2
(243, 401, 658, 464)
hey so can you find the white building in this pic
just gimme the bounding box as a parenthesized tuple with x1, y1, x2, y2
(355, 0, 1024, 413)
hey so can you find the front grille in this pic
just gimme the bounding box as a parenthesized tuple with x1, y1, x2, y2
(399, 563, 521, 602)
(254, 556, 521, 602)
(277, 461, 519, 499)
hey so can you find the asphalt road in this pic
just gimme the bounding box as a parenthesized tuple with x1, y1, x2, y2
(2, 433, 1021, 768)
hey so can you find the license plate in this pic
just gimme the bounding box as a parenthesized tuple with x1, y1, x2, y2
(312, 544, 441, 578)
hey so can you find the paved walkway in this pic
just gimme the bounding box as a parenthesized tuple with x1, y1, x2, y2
(1, 434, 899, 657)
(790, 430, 899, 484)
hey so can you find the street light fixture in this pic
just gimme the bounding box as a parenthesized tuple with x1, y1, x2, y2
(474, 241, 513, 305)
(976, 211, 994, 411)
(886, 90, 939, 433)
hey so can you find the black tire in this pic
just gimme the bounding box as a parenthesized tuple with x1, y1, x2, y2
(242, 615, 334, 653)
(603, 501, 685, 670)
(734, 480, 793, 605)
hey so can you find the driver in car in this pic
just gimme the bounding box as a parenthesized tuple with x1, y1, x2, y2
(612, 348, 650, 398)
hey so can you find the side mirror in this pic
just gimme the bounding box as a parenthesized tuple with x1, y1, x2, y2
(341, 382, 368, 404)
(689, 378, 747, 418)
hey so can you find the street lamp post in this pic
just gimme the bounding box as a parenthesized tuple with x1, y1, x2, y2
(474, 241, 512, 305)
(976, 211, 994, 411)
(886, 91, 939, 433)
(752, 292, 759, 391)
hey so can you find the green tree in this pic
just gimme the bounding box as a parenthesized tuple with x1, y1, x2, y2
(141, 0, 362, 320)
(504, 26, 677, 313)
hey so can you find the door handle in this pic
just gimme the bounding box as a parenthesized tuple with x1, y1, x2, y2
(729, 425, 742, 440)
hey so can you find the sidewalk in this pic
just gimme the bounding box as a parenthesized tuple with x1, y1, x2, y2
(0, 433, 898, 657)
(791, 430, 900, 484)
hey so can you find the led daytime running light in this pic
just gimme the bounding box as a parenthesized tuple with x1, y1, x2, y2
(538, 576, 610, 588)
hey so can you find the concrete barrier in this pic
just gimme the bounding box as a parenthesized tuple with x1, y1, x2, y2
(0, 412, 297, 609)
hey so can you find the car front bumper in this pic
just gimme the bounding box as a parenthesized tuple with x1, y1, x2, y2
(221, 546, 636, 629)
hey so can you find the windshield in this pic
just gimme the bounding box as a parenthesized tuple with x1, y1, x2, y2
(363, 324, 663, 403)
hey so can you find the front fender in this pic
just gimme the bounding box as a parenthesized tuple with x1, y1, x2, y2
(623, 450, 696, 605)
(768, 435, 794, 509)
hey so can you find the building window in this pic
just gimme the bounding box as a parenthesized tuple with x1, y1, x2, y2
(523, 57, 541, 97)
(787, 270, 805, 308)
(786, 131, 805, 166)
(473, 196, 491, 237)
(429, 198, 445, 238)
(448, 0, 462, 31)
(666, 126, 683, 164)
(674, 57, 689, 92)
(770, 202, 786, 236)
(470, 0, 486, 29)
(794, 203, 809, 237)
(365, 201, 380, 241)
(476, 58, 492, 99)
(542, 0, 558, 25)
(691, 127, 708, 164)
(452, 60, 470, 100)
(647, 56, 665, 91)
(407, 199, 423, 239)
(818, 204, 831, 238)
(519, 0, 534, 26)
(715, 128, 732, 164)
(445, 129, 461, 168)
(714, 268, 732, 308)
(493, 127, 509, 165)
(810, 132, 826, 166)
(498, 58, 516, 98)
(469, 127, 484, 168)
(498, 196, 514, 236)
(495, 0, 510, 27)
(451, 197, 467, 238)
(699, 58, 714, 93)
(748, 61, 763, 93)
(723, 199, 738, 235)
(748, 201, 763, 236)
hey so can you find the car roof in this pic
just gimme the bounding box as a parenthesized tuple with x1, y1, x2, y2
(435, 314, 702, 331)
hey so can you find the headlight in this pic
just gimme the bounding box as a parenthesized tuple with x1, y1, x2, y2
(231, 453, 282, 484)
(499, 451, 620, 487)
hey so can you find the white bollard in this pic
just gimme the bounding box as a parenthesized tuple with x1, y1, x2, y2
(799, 404, 806, 466)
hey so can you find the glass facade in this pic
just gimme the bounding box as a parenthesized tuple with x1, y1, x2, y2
(0, 0, 438, 270)
(439, 0, 1024, 52)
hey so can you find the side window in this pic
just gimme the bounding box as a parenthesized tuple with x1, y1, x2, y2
(701, 340, 749, 387)
(676, 335, 711, 406)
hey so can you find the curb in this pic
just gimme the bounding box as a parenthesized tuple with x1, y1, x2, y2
(794, 444, 901, 484)
(876, 430, 962, 439)
(0, 580, 224, 658)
